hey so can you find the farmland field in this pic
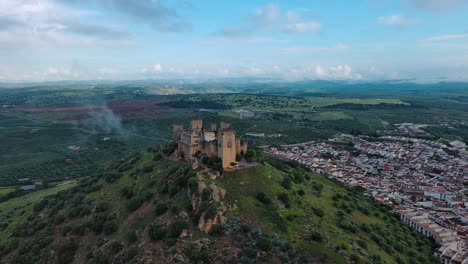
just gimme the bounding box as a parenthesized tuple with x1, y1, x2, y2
(0, 84, 467, 186)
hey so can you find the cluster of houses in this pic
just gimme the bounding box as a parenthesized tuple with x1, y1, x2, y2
(400, 208, 467, 264)
(267, 133, 467, 263)
(378, 122, 432, 138)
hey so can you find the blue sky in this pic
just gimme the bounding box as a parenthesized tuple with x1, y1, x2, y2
(1, 0, 468, 82)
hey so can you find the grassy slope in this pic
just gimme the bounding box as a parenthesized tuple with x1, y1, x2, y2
(0, 152, 194, 263)
(86, 154, 185, 239)
(0, 188, 15, 197)
(0, 183, 76, 242)
(0, 153, 435, 263)
(215, 164, 434, 264)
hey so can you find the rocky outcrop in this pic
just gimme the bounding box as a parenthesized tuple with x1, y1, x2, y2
(197, 209, 227, 233)
(188, 173, 229, 234)
(198, 182, 207, 194)
(168, 252, 191, 264)
(192, 238, 212, 248)
(210, 183, 226, 202)
(213, 247, 243, 263)
(178, 211, 190, 222)
(188, 180, 206, 212)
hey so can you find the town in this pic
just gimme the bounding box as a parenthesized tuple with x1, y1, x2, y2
(266, 127, 468, 263)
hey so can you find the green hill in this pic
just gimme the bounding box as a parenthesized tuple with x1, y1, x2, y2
(0, 149, 436, 264)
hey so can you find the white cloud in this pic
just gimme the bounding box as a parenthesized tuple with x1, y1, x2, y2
(153, 64, 163, 72)
(211, 27, 253, 38)
(314, 64, 362, 80)
(315, 66, 327, 78)
(217, 68, 230, 77)
(0, 0, 133, 51)
(198, 36, 283, 45)
(97, 67, 118, 75)
(421, 33, 468, 42)
(282, 42, 348, 54)
(248, 67, 265, 75)
(286, 11, 300, 24)
(140, 64, 163, 74)
(335, 42, 348, 49)
(252, 3, 281, 28)
(404, 0, 468, 14)
(377, 14, 418, 28)
(235, 64, 363, 80)
(213, 3, 322, 39)
(365, 66, 401, 80)
(283, 22, 321, 33)
(46, 66, 79, 78)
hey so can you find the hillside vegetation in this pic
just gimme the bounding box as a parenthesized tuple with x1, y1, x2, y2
(0, 148, 436, 264)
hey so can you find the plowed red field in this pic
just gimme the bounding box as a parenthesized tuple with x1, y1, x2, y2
(13, 99, 170, 120)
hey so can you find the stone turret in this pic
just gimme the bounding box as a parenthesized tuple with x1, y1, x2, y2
(174, 118, 247, 169)
(217, 128, 236, 169)
(172, 124, 184, 142)
(190, 118, 203, 132)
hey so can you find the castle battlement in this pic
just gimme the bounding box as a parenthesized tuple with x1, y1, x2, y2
(173, 119, 247, 169)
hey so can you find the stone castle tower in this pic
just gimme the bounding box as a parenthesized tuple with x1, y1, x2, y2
(217, 123, 237, 169)
(173, 118, 247, 169)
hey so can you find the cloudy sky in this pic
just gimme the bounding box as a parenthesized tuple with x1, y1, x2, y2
(1, 0, 468, 82)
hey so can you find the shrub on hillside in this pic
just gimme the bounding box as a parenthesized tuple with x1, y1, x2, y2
(209, 224, 225, 237)
(312, 182, 324, 194)
(103, 219, 119, 235)
(126, 191, 153, 212)
(126, 247, 138, 261)
(56, 240, 78, 264)
(96, 202, 109, 213)
(256, 192, 272, 205)
(187, 177, 198, 191)
(310, 231, 323, 242)
(201, 188, 211, 201)
(155, 201, 169, 216)
(109, 240, 122, 254)
(142, 165, 153, 173)
(281, 176, 292, 190)
(153, 153, 162, 161)
(313, 207, 325, 218)
(204, 205, 218, 221)
(168, 220, 188, 238)
(104, 172, 122, 183)
(121, 186, 134, 199)
(126, 230, 138, 243)
(277, 193, 291, 208)
(184, 244, 210, 263)
(257, 236, 273, 251)
(149, 224, 166, 241)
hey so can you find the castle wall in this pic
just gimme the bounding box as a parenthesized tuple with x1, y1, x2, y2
(190, 119, 203, 132)
(220, 122, 231, 130)
(236, 138, 248, 156)
(218, 130, 237, 169)
(172, 124, 183, 142)
(202, 141, 218, 158)
(210, 123, 217, 132)
(204, 131, 216, 139)
(175, 119, 247, 169)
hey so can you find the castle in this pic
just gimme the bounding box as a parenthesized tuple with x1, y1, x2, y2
(173, 119, 247, 169)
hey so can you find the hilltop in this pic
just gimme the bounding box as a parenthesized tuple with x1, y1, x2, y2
(0, 148, 436, 264)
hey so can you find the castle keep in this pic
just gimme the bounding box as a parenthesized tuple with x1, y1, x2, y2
(173, 119, 247, 169)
